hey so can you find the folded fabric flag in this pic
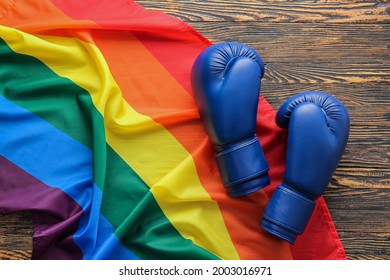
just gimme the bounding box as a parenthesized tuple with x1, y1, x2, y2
(0, 0, 346, 260)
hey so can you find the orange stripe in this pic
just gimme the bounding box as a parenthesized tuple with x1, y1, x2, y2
(92, 31, 293, 259)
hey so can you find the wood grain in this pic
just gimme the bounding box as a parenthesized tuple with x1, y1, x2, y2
(0, 212, 32, 260)
(189, 22, 390, 65)
(0, 0, 389, 260)
(137, 0, 390, 23)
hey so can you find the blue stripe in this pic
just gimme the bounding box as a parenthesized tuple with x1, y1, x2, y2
(0, 96, 139, 259)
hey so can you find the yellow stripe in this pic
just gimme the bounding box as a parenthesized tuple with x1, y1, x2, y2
(0, 26, 240, 259)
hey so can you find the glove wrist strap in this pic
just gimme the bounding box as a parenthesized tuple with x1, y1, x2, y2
(260, 184, 315, 244)
(215, 136, 269, 197)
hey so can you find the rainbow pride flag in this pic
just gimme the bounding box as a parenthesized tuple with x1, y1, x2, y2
(0, 0, 346, 260)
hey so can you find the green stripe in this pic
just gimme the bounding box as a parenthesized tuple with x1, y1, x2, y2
(0, 37, 218, 260)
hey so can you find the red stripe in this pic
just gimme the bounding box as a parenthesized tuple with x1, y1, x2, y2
(134, 25, 211, 94)
(291, 197, 347, 259)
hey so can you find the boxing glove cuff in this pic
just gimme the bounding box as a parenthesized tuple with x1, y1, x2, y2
(260, 184, 315, 244)
(216, 136, 270, 197)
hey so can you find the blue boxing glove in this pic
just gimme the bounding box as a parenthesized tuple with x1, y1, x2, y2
(191, 42, 270, 197)
(260, 91, 350, 244)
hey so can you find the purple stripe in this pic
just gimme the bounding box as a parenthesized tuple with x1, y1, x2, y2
(0, 155, 83, 259)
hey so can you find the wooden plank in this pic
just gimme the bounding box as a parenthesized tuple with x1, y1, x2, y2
(0, 212, 32, 260)
(262, 82, 390, 109)
(334, 233, 390, 260)
(0, 250, 31, 260)
(337, 222, 390, 259)
(189, 22, 390, 65)
(325, 186, 390, 223)
(137, 0, 390, 23)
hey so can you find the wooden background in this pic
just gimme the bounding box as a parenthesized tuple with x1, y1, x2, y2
(0, 0, 389, 260)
